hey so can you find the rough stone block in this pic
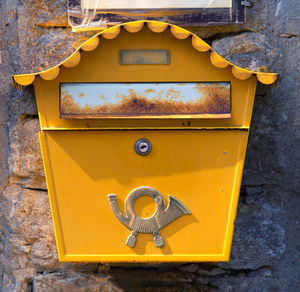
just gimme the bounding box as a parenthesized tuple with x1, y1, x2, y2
(212, 32, 277, 71)
(8, 118, 45, 181)
(2, 186, 58, 266)
(33, 272, 123, 292)
(220, 194, 286, 270)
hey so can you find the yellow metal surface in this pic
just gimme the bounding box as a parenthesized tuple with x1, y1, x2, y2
(40, 130, 248, 262)
(257, 72, 278, 85)
(81, 36, 100, 51)
(147, 21, 168, 33)
(124, 22, 145, 33)
(62, 51, 81, 68)
(13, 74, 35, 86)
(232, 66, 253, 81)
(210, 51, 229, 69)
(102, 26, 121, 39)
(40, 66, 60, 81)
(170, 26, 191, 39)
(192, 35, 211, 52)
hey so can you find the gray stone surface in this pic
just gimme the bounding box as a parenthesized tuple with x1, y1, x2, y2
(33, 272, 123, 292)
(1, 0, 300, 291)
(220, 193, 286, 270)
(8, 119, 45, 183)
(212, 32, 277, 71)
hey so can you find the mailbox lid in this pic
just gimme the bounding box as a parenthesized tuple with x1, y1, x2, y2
(33, 27, 258, 130)
(40, 130, 248, 262)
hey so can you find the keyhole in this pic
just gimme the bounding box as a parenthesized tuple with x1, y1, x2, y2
(139, 142, 149, 153)
(135, 139, 152, 156)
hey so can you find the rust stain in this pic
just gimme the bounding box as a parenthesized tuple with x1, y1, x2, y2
(78, 93, 85, 98)
(60, 85, 230, 117)
(98, 94, 108, 101)
(144, 88, 156, 94)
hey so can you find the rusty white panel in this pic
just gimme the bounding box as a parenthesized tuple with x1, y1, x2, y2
(81, 0, 232, 9)
(60, 82, 231, 118)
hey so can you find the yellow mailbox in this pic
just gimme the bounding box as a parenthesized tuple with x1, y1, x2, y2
(12, 21, 277, 263)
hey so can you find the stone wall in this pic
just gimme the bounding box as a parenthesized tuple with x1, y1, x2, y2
(1, 1, 299, 291)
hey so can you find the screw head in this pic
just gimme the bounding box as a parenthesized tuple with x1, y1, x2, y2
(135, 139, 152, 156)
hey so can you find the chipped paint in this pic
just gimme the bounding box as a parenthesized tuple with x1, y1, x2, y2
(60, 82, 231, 118)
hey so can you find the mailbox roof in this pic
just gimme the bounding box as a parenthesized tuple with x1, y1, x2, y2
(12, 20, 278, 89)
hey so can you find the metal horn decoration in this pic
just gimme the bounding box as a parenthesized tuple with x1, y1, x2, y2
(108, 186, 191, 248)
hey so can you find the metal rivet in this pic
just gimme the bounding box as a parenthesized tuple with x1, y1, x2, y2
(241, 1, 253, 8)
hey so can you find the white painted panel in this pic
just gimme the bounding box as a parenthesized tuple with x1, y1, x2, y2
(60, 82, 231, 117)
(81, 0, 232, 10)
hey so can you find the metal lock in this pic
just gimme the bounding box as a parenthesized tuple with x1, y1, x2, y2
(153, 231, 164, 247)
(126, 231, 138, 247)
(135, 139, 152, 156)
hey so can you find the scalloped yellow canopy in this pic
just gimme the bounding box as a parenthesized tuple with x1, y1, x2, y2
(12, 20, 278, 89)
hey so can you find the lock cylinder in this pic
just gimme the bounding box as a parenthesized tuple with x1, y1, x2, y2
(135, 139, 152, 156)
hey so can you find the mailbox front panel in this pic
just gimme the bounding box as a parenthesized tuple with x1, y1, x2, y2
(26, 23, 263, 262)
(40, 130, 248, 262)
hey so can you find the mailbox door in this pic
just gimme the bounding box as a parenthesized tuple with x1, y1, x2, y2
(40, 129, 248, 262)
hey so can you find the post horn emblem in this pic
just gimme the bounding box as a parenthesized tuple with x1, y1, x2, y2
(108, 186, 191, 248)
